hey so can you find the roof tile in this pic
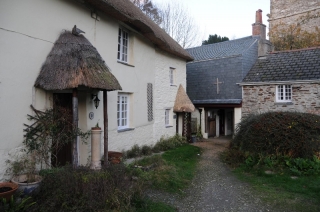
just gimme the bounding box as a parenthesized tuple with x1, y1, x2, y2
(243, 47, 320, 82)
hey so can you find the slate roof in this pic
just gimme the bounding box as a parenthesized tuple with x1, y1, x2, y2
(242, 47, 320, 83)
(186, 36, 259, 105)
(186, 36, 259, 61)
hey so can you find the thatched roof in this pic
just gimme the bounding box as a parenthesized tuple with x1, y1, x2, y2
(35, 31, 122, 91)
(83, 0, 194, 62)
(173, 84, 195, 113)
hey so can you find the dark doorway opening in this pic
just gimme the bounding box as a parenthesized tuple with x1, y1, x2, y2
(52, 93, 73, 167)
(218, 109, 225, 135)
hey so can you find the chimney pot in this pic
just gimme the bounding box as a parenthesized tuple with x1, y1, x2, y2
(252, 9, 266, 40)
(256, 9, 263, 24)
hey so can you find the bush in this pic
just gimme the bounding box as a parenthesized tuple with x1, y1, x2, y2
(125, 144, 141, 158)
(231, 112, 320, 158)
(153, 134, 187, 152)
(29, 165, 143, 211)
(285, 156, 320, 176)
(124, 135, 187, 159)
(141, 145, 153, 156)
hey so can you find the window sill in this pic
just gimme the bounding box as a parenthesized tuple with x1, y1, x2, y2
(275, 102, 293, 105)
(165, 125, 173, 128)
(118, 128, 135, 133)
(170, 84, 177, 87)
(117, 61, 135, 67)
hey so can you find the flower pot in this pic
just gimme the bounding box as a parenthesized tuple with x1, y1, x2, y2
(191, 135, 197, 143)
(11, 174, 42, 195)
(108, 151, 123, 164)
(0, 182, 18, 201)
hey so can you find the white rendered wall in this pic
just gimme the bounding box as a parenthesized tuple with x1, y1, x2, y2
(153, 50, 187, 142)
(0, 0, 186, 180)
(234, 107, 242, 134)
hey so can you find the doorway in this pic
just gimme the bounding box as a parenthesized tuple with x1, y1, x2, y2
(52, 93, 73, 167)
(218, 109, 225, 135)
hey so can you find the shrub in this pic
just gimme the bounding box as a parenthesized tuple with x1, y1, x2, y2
(153, 134, 187, 152)
(124, 135, 187, 159)
(29, 165, 143, 211)
(141, 145, 153, 156)
(126, 144, 141, 158)
(285, 156, 320, 176)
(231, 112, 320, 158)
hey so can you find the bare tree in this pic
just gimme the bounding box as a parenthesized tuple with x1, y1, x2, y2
(159, 2, 200, 48)
(131, 0, 162, 25)
(131, 0, 201, 48)
(269, 12, 320, 51)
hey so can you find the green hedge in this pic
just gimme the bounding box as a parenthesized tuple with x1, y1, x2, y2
(231, 112, 320, 158)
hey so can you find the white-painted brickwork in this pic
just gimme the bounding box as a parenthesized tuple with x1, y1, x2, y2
(153, 50, 187, 141)
(242, 84, 320, 116)
(107, 124, 155, 152)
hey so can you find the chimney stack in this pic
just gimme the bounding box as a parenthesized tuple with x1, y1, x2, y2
(252, 9, 266, 40)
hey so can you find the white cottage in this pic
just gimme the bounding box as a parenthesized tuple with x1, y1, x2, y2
(0, 0, 193, 180)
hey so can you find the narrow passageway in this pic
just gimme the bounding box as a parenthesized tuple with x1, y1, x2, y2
(147, 136, 282, 211)
(174, 137, 272, 211)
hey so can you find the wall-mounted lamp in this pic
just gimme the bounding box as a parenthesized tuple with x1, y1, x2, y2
(91, 94, 100, 109)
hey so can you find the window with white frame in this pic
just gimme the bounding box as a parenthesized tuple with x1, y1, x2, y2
(117, 28, 129, 63)
(169, 67, 176, 85)
(165, 109, 170, 126)
(117, 94, 129, 129)
(276, 85, 292, 102)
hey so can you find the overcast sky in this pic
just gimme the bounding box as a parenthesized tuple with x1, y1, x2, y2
(153, 0, 270, 43)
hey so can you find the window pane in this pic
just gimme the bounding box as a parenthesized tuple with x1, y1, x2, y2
(165, 109, 170, 125)
(118, 29, 129, 62)
(285, 85, 291, 100)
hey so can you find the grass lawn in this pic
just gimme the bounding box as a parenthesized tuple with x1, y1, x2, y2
(131, 144, 201, 211)
(233, 166, 320, 212)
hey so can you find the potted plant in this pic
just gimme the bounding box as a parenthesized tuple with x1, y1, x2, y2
(91, 122, 101, 131)
(6, 152, 42, 195)
(0, 182, 18, 201)
(23, 105, 90, 168)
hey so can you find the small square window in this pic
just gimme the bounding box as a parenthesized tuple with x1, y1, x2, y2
(276, 85, 292, 102)
(117, 28, 129, 63)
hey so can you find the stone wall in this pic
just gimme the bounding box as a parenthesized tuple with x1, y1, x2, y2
(242, 83, 320, 116)
(269, 0, 320, 32)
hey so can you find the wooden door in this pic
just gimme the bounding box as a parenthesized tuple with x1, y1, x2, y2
(52, 93, 73, 167)
(208, 117, 216, 137)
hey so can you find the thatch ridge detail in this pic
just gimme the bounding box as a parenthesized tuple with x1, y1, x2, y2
(173, 84, 195, 113)
(35, 31, 122, 91)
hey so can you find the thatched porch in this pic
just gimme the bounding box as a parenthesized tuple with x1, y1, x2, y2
(34, 31, 122, 167)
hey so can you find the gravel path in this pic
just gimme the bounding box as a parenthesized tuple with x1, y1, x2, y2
(146, 137, 281, 212)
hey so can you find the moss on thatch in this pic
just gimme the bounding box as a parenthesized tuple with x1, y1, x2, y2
(35, 31, 122, 91)
(173, 84, 195, 113)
